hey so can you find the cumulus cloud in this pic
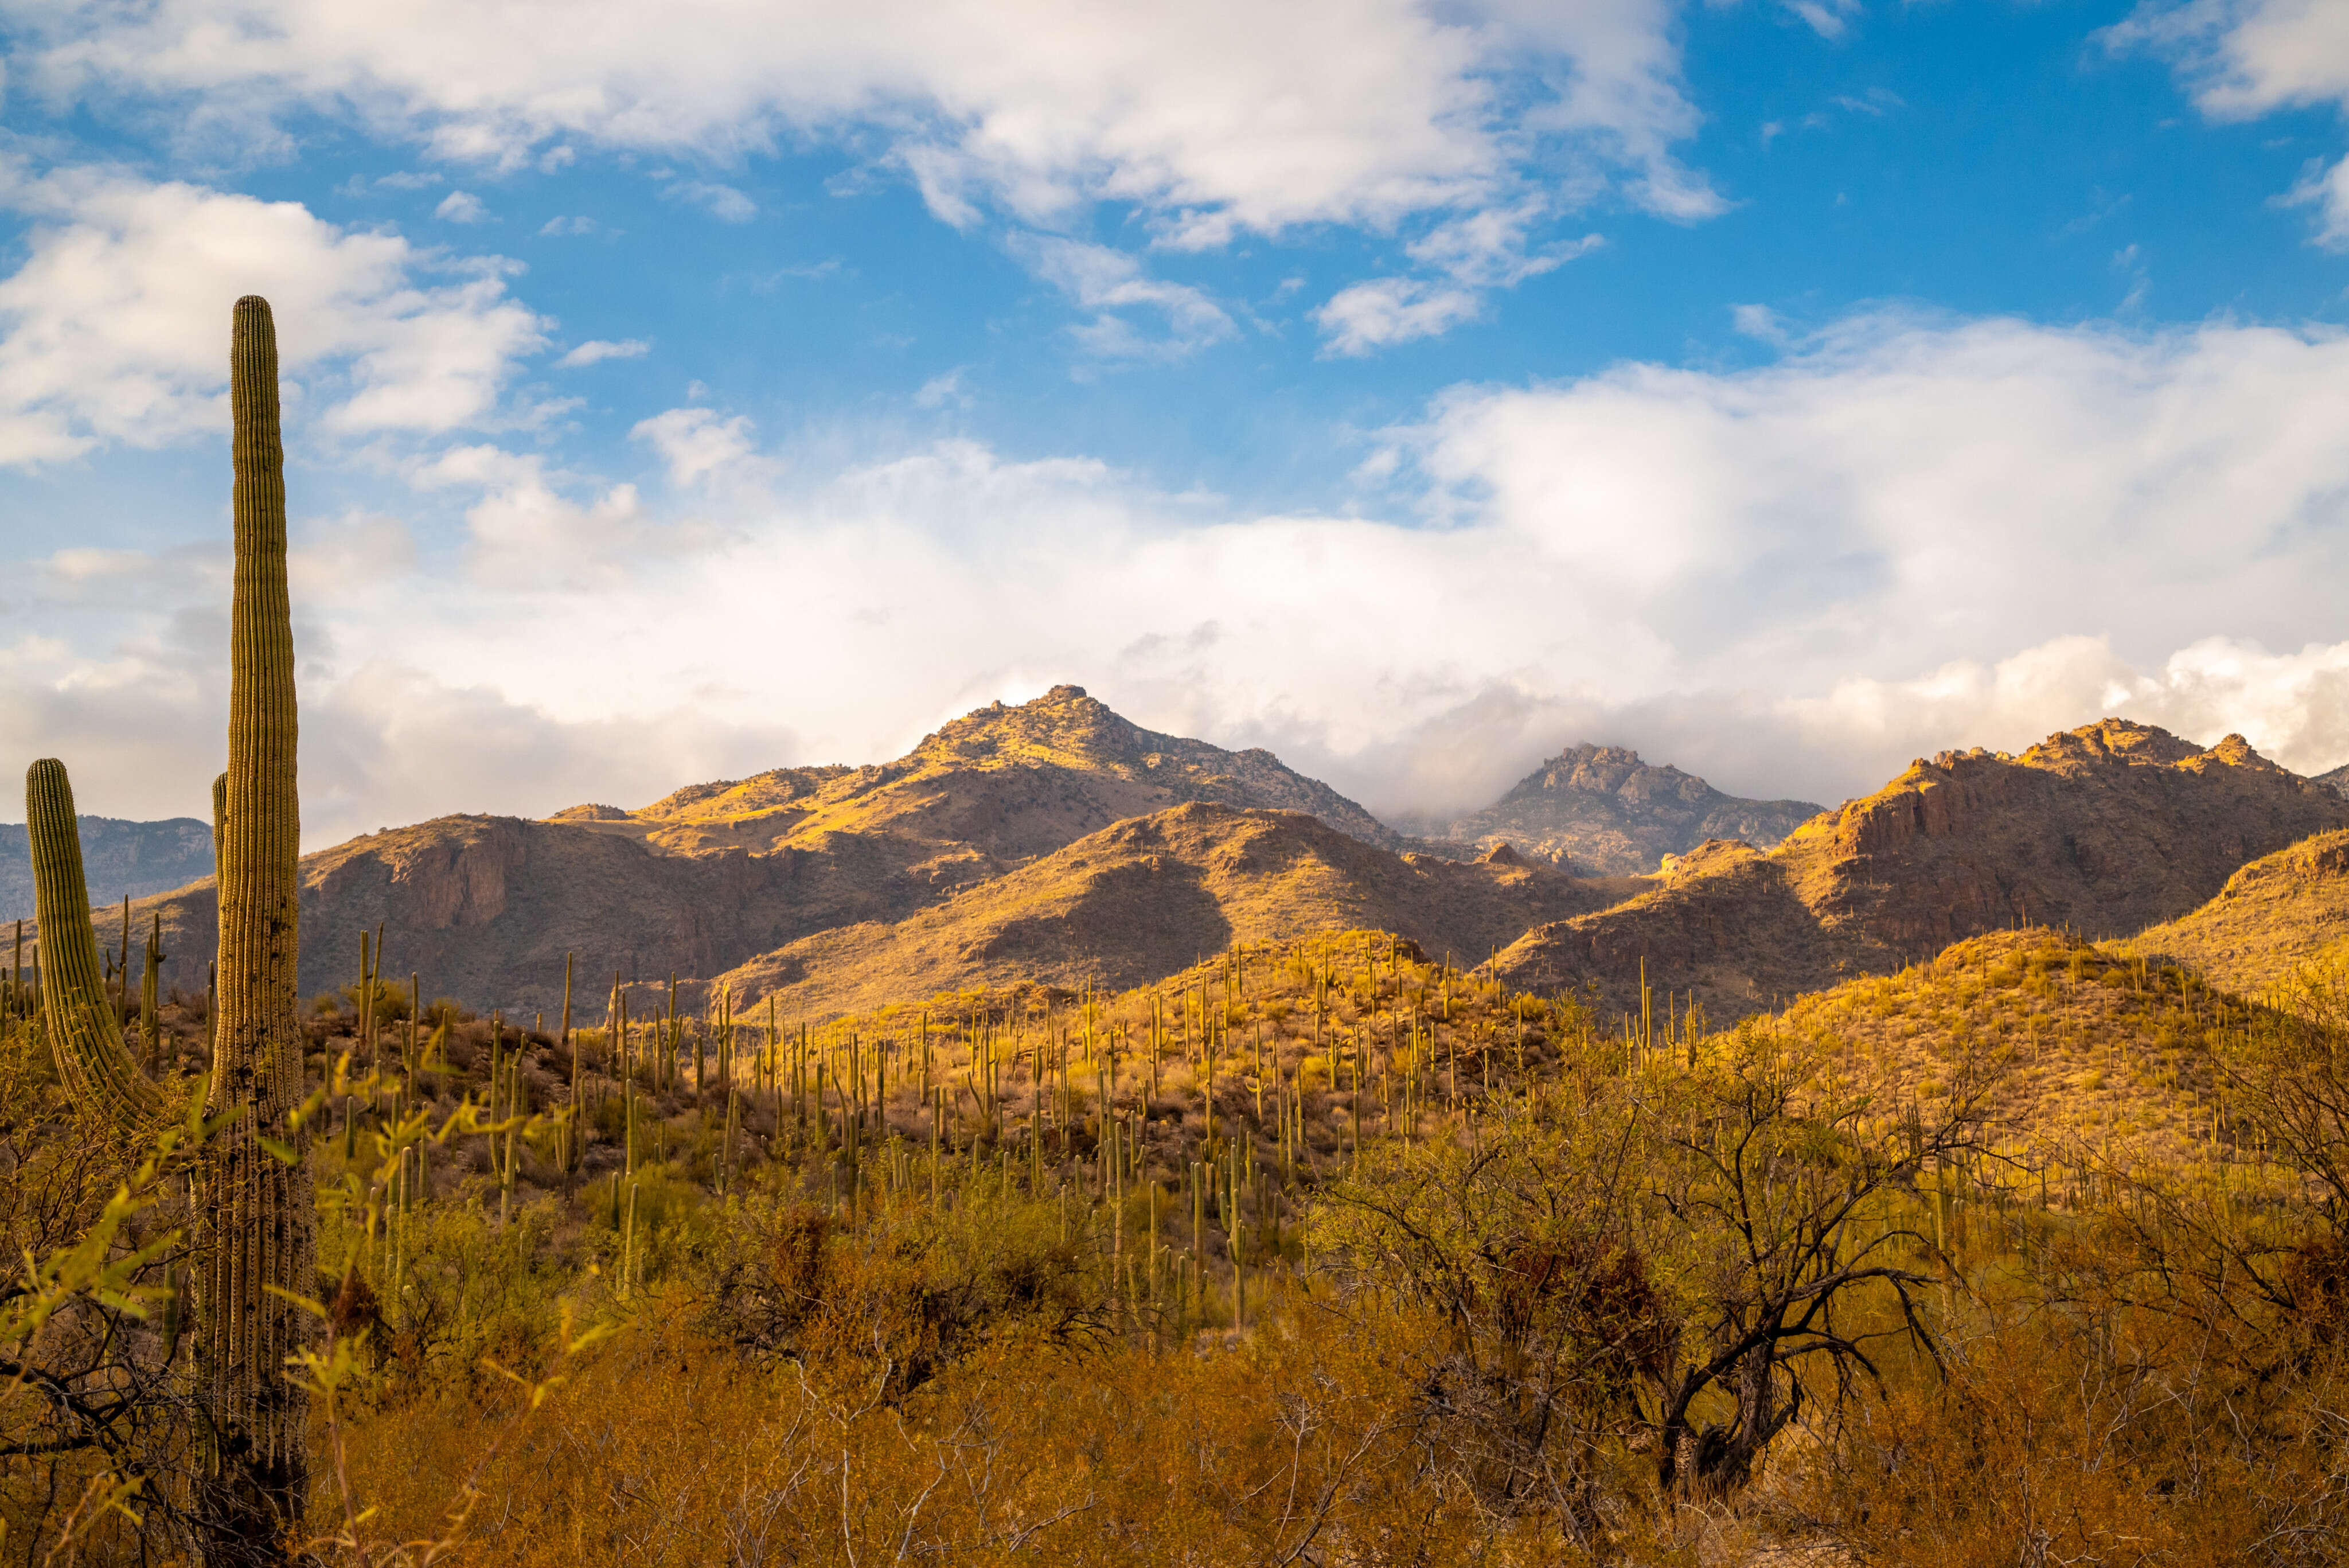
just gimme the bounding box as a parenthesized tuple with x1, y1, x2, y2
(2110, 0, 2349, 244)
(0, 163, 547, 462)
(433, 189, 489, 222)
(1314, 278, 1486, 355)
(9, 0, 1716, 287)
(631, 406, 760, 486)
(19, 307, 2349, 845)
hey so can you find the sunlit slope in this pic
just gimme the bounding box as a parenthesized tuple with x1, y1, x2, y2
(1492, 720, 2349, 1021)
(2126, 828, 2349, 996)
(713, 802, 1640, 1019)
(1776, 928, 2250, 1165)
(554, 684, 1398, 860)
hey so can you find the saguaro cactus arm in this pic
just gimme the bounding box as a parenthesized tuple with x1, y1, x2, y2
(24, 758, 162, 1131)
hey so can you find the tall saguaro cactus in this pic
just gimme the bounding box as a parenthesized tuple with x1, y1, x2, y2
(202, 292, 313, 1550)
(24, 296, 314, 1564)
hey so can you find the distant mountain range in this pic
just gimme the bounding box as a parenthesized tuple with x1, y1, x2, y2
(1490, 721, 2349, 1020)
(25, 693, 2349, 1030)
(1405, 743, 1821, 875)
(0, 815, 212, 926)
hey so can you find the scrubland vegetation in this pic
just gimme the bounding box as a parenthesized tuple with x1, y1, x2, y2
(9, 922, 2349, 1565)
(11, 295, 2349, 1567)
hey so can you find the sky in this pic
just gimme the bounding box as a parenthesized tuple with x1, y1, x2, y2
(3, 0, 2349, 846)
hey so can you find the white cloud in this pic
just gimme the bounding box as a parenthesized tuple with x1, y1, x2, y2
(0, 163, 547, 462)
(10, 0, 1716, 253)
(2110, 0, 2349, 244)
(556, 337, 649, 367)
(914, 368, 970, 409)
(1011, 236, 1235, 360)
(2285, 153, 2349, 249)
(433, 188, 489, 222)
(539, 214, 606, 236)
(22, 307, 2349, 845)
(664, 179, 756, 223)
(631, 406, 758, 486)
(1314, 278, 1484, 354)
(1315, 205, 1602, 354)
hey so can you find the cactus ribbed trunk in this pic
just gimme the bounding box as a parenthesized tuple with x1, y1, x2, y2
(24, 760, 161, 1129)
(197, 295, 313, 1560)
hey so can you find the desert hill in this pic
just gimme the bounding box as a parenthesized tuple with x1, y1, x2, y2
(1, 814, 211, 925)
(47, 687, 1411, 1013)
(1490, 719, 2349, 1023)
(1777, 928, 2234, 1167)
(710, 802, 1641, 1019)
(1413, 743, 1821, 875)
(2126, 828, 2349, 996)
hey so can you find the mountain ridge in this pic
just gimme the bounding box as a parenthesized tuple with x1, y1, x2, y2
(1406, 743, 1822, 874)
(1489, 720, 2349, 1021)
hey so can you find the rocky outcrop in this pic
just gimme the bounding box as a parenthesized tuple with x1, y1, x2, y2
(1493, 720, 2349, 1023)
(1413, 743, 1820, 875)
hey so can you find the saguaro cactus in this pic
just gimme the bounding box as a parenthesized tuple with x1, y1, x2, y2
(25, 759, 161, 1129)
(25, 296, 314, 1563)
(202, 292, 314, 1550)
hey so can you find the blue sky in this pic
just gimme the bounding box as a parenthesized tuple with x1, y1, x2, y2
(3, 0, 2349, 844)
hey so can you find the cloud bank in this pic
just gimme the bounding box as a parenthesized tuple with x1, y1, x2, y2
(9, 307, 2349, 845)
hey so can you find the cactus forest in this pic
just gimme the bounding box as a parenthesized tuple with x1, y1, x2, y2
(6, 302, 2349, 1567)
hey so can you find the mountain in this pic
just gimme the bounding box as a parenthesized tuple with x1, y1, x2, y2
(50, 687, 1408, 1013)
(711, 802, 1641, 1019)
(553, 684, 1397, 859)
(1489, 720, 2349, 1023)
(2315, 763, 2349, 798)
(2126, 828, 2349, 995)
(0, 815, 212, 926)
(1410, 744, 1821, 875)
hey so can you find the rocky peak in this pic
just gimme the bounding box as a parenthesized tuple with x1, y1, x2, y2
(1428, 742, 1822, 876)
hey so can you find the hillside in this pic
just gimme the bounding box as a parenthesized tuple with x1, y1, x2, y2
(1414, 743, 1820, 874)
(2127, 828, 2349, 996)
(1491, 719, 2349, 1023)
(711, 802, 1640, 1019)
(46, 688, 1412, 1013)
(1778, 928, 2237, 1167)
(0, 815, 210, 924)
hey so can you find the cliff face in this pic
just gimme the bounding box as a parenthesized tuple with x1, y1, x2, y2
(1492, 720, 2349, 1022)
(1413, 744, 1821, 875)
